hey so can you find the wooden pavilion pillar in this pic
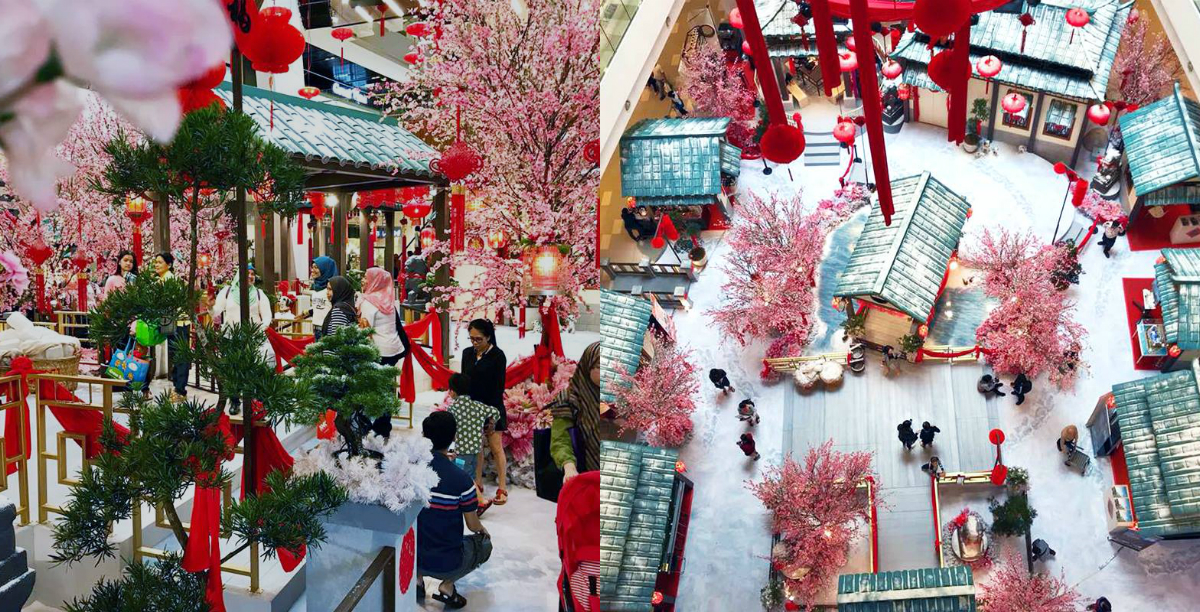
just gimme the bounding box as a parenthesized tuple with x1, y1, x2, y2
(383, 211, 396, 278)
(262, 212, 277, 296)
(331, 192, 351, 273)
(432, 186, 450, 362)
(1027, 92, 1046, 154)
(359, 212, 371, 271)
(151, 194, 170, 255)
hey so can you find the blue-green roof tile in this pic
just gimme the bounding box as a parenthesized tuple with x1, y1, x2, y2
(1120, 83, 1200, 198)
(837, 566, 975, 611)
(620, 118, 738, 201)
(600, 290, 653, 403)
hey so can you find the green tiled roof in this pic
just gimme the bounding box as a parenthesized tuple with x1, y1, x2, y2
(214, 84, 438, 178)
(894, 0, 1132, 101)
(600, 290, 653, 403)
(1143, 184, 1200, 207)
(620, 118, 740, 200)
(837, 566, 976, 612)
(600, 441, 680, 612)
(1156, 249, 1200, 349)
(1111, 362, 1200, 537)
(758, 0, 851, 41)
(1119, 83, 1200, 198)
(833, 172, 971, 321)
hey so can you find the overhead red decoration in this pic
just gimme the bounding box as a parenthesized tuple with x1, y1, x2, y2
(833, 120, 857, 144)
(881, 59, 902, 80)
(729, 7, 744, 29)
(889, 28, 902, 48)
(913, 0, 971, 39)
(431, 108, 482, 182)
(1066, 7, 1090, 27)
(1001, 92, 1026, 114)
(405, 22, 429, 37)
(178, 88, 225, 114)
(403, 201, 431, 221)
(188, 64, 227, 90)
(975, 55, 1001, 78)
(1053, 161, 1068, 175)
(249, 7, 305, 74)
(838, 51, 857, 72)
(1087, 103, 1111, 125)
(331, 26, 354, 65)
(926, 50, 963, 91)
(404, 52, 421, 64)
(584, 140, 600, 165)
(1018, 12, 1036, 53)
(298, 86, 320, 100)
(25, 236, 53, 268)
(760, 121, 806, 165)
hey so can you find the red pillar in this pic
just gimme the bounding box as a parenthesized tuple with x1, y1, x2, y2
(810, 0, 840, 98)
(849, 0, 894, 225)
(734, 0, 786, 125)
(949, 21, 972, 144)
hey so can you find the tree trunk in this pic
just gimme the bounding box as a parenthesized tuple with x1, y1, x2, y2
(162, 502, 189, 550)
(187, 194, 200, 310)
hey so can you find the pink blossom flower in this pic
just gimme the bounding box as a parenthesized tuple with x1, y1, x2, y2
(0, 250, 30, 296)
(0, 82, 82, 213)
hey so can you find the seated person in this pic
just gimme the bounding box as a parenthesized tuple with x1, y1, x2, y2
(621, 207, 647, 241)
(417, 412, 493, 609)
(446, 373, 500, 492)
(921, 456, 946, 478)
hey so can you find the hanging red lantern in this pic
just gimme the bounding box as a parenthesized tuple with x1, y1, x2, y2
(584, 140, 600, 165)
(197, 252, 213, 269)
(1001, 92, 1027, 115)
(760, 118, 806, 165)
(890, 28, 902, 49)
(406, 22, 429, 37)
(927, 50, 964, 91)
(431, 109, 482, 182)
(403, 200, 432, 221)
(917, 324, 929, 339)
(331, 27, 354, 66)
(838, 51, 857, 72)
(833, 120, 857, 145)
(1018, 12, 1036, 53)
(187, 63, 227, 91)
(728, 7, 743, 29)
(403, 52, 421, 64)
(524, 245, 565, 296)
(913, 0, 971, 39)
(298, 86, 320, 100)
(25, 234, 53, 314)
(1087, 103, 1111, 125)
(249, 7, 305, 73)
(420, 226, 436, 250)
(881, 59, 902, 80)
(486, 228, 508, 251)
(1066, 8, 1089, 43)
(70, 250, 90, 311)
(975, 55, 1002, 80)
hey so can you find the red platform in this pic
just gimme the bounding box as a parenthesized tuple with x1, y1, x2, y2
(1127, 205, 1200, 252)
(1122, 277, 1166, 371)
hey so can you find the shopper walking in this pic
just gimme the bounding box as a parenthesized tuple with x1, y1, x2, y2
(550, 341, 602, 483)
(1086, 597, 1112, 612)
(320, 276, 358, 337)
(308, 256, 338, 339)
(897, 419, 918, 450)
(737, 432, 760, 461)
(921, 456, 945, 478)
(462, 319, 509, 506)
(881, 345, 899, 376)
(357, 267, 411, 367)
(1099, 221, 1124, 259)
(737, 399, 760, 426)
(709, 368, 734, 395)
(919, 421, 940, 449)
(667, 90, 689, 117)
(153, 252, 191, 402)
(1012, 373, 1033, 405)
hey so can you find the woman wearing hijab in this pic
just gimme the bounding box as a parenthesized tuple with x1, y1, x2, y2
(462, 319, 508, 505)
(308, 256, 338, 339)
(357, 267, 411, 367)
(212, 264, 274, 330)
(550, 342, 601, 482)
(321, 276, 358, 337)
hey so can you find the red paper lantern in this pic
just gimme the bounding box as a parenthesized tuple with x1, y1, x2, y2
(420, 226, 436, 250)
(25, 236, 53, 268)
(187, 63, 227, 90)
(584, 140, 600, 165)
(838, 51, 857, 72)
(1001, 92, 1027, 114)
(917, 324, 929, 339)
(728, 7, 743, 29)
(249, 7, 305, 74)
(331, 26, 354, 65)
(914, 0, 971, 39)
(927, 50, 964, 91)
(975, 55, 1002, 79)
(486, 228, 508, 250)
(845, 36, 857, 52)
(989, 428, 1006, 445)
(833, 120, 857, 145)
(402, 201, 431, 221)
(178, 88, 224, 114)
(525, 245, 565, 296)
(298, 86, 320, 100)
(1087, 103, 1111, 125)
(405, 22, 428, 37)
(651, 592, 664, 606)
(760, 121, 806, 164)
(881, 59, 902, 80)
(1066, 7, 1090, 28)
(432, 140, 482, 183)
(403, 52, 421, 64)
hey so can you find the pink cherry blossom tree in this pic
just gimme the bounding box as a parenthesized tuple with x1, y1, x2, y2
(978, 551, 1083, 612)
(614, 332, 699, 447)
(1114, 14, 1179, 108)
(709, 188, 854, 361)
(961, 228, 1088, 389)
(747, 440, 877, 609)
(372, 0, 599, 326)
(1078, 189, 1123, 223)
(678, 40, 759, 149)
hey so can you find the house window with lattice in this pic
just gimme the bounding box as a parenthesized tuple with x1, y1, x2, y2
(1043, 99, 1077, 140)
(1002, 90, 1034, 130)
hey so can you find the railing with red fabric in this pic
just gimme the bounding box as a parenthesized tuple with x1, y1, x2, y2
(914, 345, 994, 363)
(0, 374, 30, 524)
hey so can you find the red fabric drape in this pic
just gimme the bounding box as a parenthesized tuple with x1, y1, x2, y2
(265, 328, 315, 373)
(811, 0, 840, 97)
(2, 357, 131, 475)
(734, 0, 786, 125)
(182, 413, 234, 612)
(949, 22, 972, 144)
(915, 345, 995, 362)
(403, 311, 444, 366)
(849, 0, 894, 225)
(228, 402, 305, 572)
(823, 0, 1015, 18)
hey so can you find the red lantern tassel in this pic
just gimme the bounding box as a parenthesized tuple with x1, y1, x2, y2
(77, 273, 88, 312)
(450, 186, 465, 253)
(519, 303, 526, 339)
(1021, 29, 1027, 53)
(35, 270, 46, 314)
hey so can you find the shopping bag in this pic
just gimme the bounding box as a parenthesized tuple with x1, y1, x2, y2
(534, 425, 582, 503)
(106, 340, 149, 384)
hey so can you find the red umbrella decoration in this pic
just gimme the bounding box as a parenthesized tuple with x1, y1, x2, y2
(430, 107, 482, 253)
(248, 7, 305, 131)
(881, 59, 903, 80)
(298, 86, 320, 100)
(975, 55, 1002, 93)
(1001, 92, 1027, 115)
(1065, 7, 1089, 43)
(1087, 102, 1112, 125)
(331, 27, 354, 66)
(838, 51, 857, 72)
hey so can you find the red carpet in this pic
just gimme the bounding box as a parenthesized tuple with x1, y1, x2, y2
(1122, 277, 1164, 371)
(1126, 206, 1200, 252)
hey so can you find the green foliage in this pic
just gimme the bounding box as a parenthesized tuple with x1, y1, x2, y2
(89, 271, 191, 351)
(344, 267, 364, 293)
(1005, 465, 1030, 493)
(898, 333, 925, 354)
(50, 421, 134, 563)
(989, 493, 1037, 537)
(292, 326, 400, 456)
(179, 322, 312, 428)
(223, 471, 348, 560)
(841, 311, 867, 339)
(64, 554, 209, 612)
(760, 574, 785, 611)
(753, 103, 769, 144)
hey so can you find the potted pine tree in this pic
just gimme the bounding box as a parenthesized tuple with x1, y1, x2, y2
(962, 98, 989, 154)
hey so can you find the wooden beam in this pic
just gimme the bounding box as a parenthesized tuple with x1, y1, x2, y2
(383, 211, 396, 278)
(151, 193, 170, 255)
(263, 212, 277, 296)
(332, 193, 350, 273)
(359, 212, 370, 271)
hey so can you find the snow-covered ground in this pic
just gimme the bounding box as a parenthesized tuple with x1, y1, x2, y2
(668, 105, 1200, 611)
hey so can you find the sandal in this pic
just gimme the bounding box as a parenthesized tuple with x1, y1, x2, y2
(432, 585, 468, 609)
(476, 498, 492, 517)
(493, 488, 508, 506)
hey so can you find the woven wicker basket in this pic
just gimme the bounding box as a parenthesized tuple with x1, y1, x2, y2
(30, 353, 82, 392)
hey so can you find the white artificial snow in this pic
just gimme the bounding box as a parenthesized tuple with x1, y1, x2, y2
(670, 107, 1200, 611)
(293, 432, 440, 513)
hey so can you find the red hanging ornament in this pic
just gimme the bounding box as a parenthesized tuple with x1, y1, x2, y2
(729, 7, 744, 29)
(331, 27, 354, 66)
(913, 0, 971, 39)
(402, 200, 432, 221)
(406, 22, 428, 37)
(1001, 92, 1027, 114)
(430, 108, 482, 182)
(187, 63, 227, 91)
(881, 59, 902, 80)
(927, 50, 964, 91)
(760, 114, 806, 165)
(378, 3, 387, 37)
(1019, 13, 1036, 53)
(833, 120, 857, 145)
(1087, 103, 1111, 125)
(975, 55, 1002, 93)
(298, 86, 320, 100)
(838, 51, 857, 72)
(420, 226, 436, 250)
(1066, 8, 1089, 43)
(249, 7, 304, 132)
(583, 140, 600, 165)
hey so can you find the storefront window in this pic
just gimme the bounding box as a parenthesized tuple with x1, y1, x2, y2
(1002, 90, 1033, 129)
(1043, 99, 1077, 140)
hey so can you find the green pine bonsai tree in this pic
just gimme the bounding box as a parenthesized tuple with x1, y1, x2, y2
(89, 270, 192, 357)
(62, 553, 208, 612)
(989, 492, 1037, 537)
(96, 104, 306, 304)
(291, 326, 401, 458)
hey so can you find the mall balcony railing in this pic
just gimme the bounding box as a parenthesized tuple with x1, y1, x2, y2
(600, 0, 645, 74)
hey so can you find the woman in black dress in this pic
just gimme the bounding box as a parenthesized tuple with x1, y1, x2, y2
(462, 318, 508, 506)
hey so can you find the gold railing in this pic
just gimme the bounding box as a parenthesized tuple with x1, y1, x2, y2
(766, 344, 984, 372)
(0, 375, 31, 525)
(931, 469, 997, 568)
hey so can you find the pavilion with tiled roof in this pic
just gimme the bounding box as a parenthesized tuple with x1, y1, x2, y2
(892, 0, 1132, 166)
(619, 117, 740, 210)
(837, 566, 977, 612)
(834, 172, 971, 349)
(599, 290, 653, 404)
(1152, 248, 1200, 367)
